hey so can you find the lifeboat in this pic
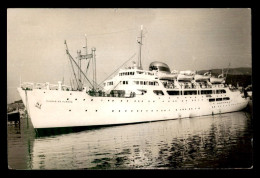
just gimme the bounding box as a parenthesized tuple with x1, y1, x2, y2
(194, 72, 211, 82)
(210, 74, 225, 84)
(177, 70, 195, 81)
(157, 73, 178, 80)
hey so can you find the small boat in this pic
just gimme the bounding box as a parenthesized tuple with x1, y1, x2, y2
(177, 71, 195, 81)
(157, 73, 178, 80)
(210, 77, 225, 84)
(194, 72, 211, 82)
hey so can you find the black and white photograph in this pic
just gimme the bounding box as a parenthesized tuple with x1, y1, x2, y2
(7, 8, 253, 170)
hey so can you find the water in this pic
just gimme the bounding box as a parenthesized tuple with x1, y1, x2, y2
(7, 111, 253, 170)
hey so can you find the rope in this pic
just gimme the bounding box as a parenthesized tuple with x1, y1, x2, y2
(97, 53, 136, 88)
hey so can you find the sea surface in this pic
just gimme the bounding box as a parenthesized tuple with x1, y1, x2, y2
(7, 111, 253, 170)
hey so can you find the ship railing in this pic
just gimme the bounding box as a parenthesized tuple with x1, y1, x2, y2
(20, 82, 34, 90)
(21, 82, 72, 91)
(35, 83, 47, 89)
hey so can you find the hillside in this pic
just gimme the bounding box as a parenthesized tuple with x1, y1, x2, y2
(198, 67, 252, 87)
(198, 67, 252, 76)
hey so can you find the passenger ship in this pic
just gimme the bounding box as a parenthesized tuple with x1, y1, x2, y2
(17, 26, 249, 129)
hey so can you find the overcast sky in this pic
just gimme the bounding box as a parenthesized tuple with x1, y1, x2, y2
(7, 8, 251, 103)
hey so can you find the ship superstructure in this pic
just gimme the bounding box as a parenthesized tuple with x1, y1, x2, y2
(17, 26, 249, 129)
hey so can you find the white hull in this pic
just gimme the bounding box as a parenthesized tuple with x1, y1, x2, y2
(17, 87, 249, 129)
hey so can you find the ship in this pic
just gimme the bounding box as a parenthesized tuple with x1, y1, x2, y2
(17, 26, 249, 130)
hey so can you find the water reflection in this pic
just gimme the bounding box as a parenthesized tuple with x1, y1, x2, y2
(26, 112, 252, 169)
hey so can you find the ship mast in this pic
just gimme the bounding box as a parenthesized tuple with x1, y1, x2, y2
(137, 25, 143, 70)
(65, 37, 95, 91)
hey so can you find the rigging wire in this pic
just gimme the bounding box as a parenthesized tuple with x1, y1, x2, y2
(97, 53, 136, 88)
(87, 28, 136, 37)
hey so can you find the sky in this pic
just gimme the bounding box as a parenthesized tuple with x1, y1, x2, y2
(7, 8, 251, 103)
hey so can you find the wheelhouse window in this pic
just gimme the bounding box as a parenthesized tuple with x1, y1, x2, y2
(223, 97, 230, 100)
(167, 91, 180, 95)
(122, 81, 128, 85)
(216, 98, 222, 101)
(153, 90, 164, 95)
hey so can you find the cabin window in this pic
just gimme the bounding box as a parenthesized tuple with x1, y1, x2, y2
(223, 97, 230, 100)
(184, 90, 197, 95)
(167, 91, 180, 95)
(216, 98, 222, 101)
(140, 81, 143, 85)
(108, 81, 113, 85)
(134, 81, 139, 85)
(122, 81, 128, 85)
(209, 98, 215, 102)
(201, 90, 213, 95)
(153, 90, 164, 95)
(216, 89, 226, 94)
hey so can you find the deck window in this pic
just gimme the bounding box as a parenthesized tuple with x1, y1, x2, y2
(223, 97, 230, 100)
(167, 91, 180, 95)
(201, 90, 213, 95)
(216, 98, 223, 101)
(184, 90, 197, 95)
(153, 90, 164, 95)
(209, 98, 215, 102)
(216, 89, 226, 94)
